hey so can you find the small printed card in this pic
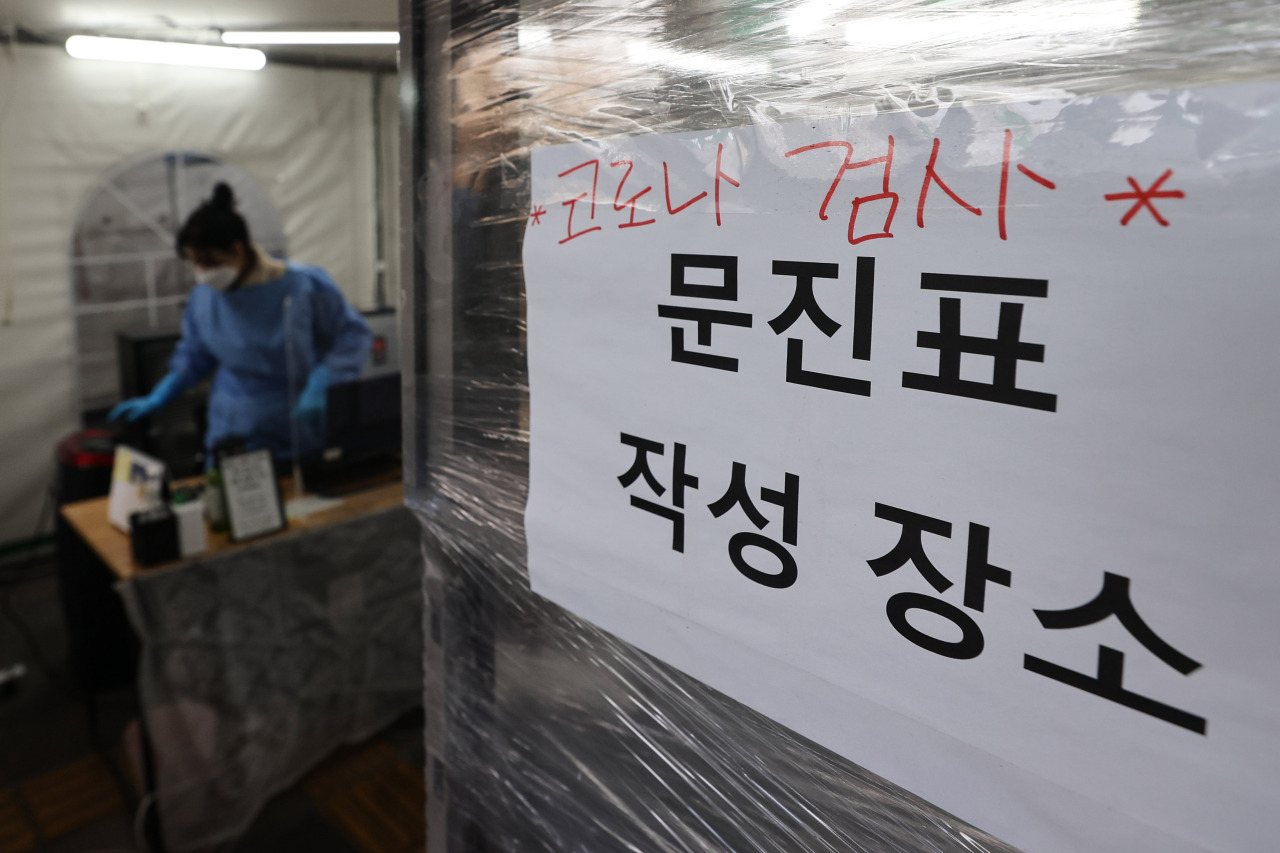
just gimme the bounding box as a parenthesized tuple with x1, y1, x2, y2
(220, 448, 286, 542)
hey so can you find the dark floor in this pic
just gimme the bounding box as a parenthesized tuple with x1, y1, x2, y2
(0, 549, 425, 853)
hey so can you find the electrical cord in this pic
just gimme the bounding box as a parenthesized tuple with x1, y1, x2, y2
(131, 793, 157, 853)
(0, 477, 58, 586)
(0, 555, 53, 587)
(33, 479, 55, 539)
(0, 534, 55, 585)
(0, 472, 64, 691)
(0, 34, 15, 328)
(0, 583, 77, 702)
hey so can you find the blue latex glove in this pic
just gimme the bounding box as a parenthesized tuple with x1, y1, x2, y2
(294, 364, 331, 425)
(108, 373, 185, 422)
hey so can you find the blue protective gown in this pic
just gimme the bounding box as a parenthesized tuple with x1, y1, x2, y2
(168, 262, 372, 460)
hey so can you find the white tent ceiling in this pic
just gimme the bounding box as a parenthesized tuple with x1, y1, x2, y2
(0, 0, 399, 67)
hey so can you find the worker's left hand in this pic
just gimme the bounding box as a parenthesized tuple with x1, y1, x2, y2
(294, 365, 330, 426)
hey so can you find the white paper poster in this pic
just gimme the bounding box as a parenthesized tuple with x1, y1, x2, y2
(523, 83, 1280, 853)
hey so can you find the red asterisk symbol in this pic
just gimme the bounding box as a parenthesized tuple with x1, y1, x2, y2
(530, 204, 546, 225)
(1104, 170, 1185, 226)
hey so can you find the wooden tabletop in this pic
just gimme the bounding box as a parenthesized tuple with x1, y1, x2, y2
(61, 478, 405, 582)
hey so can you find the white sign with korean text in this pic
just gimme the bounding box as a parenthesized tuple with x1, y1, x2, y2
(523, 83, 1280, 853)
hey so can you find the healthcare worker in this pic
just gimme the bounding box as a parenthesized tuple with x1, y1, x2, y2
(109, 183, 372, 463)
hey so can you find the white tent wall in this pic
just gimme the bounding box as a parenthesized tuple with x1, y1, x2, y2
(0, 42, 385, 546)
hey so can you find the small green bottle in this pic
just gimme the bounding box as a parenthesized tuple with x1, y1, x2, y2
(204, 436, 243, 535)
(205, 466, 228, 534)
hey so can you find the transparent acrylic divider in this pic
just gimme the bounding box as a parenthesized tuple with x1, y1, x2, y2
(283, 294, 306, 500)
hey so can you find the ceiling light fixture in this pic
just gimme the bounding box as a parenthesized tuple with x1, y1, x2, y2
(626, 40, 768, 77)
(843, 0, 1139, 53)
(221, 31, 400, 45)
(66, 35, 266, 70)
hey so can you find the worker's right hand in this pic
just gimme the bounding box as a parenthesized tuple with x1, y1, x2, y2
(108, 396, 162, 423)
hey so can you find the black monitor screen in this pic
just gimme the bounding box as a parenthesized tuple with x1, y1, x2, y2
(324, 372, 402, 462)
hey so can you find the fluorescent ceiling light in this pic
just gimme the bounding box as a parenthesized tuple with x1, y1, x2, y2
(221, 31, 400, 45)
(627, 40, 768, 77)
(66, 35, 266, 70)
(788, 0, 854, 40)
(518, 25, 551, 50)
(844, 1, 1139, 52)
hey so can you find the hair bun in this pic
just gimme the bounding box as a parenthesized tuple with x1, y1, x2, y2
(210, 182, 236, 210)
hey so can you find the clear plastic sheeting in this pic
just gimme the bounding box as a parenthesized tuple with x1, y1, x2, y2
(404, 1, 1280, 850)
(118, 506, 421, 852)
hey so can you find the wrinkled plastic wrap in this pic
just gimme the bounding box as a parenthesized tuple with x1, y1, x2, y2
(404, 1, 1280, 850)
(119, 506, 421, 851)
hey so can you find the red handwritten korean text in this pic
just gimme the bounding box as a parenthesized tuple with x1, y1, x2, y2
(917, 138, 982, 228)
(998, 129, 1056, 241)
(558, 159, 602, 244)
(662, 143, 740, 226)
(611, 160, 656, 229)
(785, 137, 899, 246)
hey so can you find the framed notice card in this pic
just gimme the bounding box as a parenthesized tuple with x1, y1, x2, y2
(220, 449, 286, 542)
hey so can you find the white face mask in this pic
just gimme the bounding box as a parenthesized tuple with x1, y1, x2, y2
(196, 266, 239, 291)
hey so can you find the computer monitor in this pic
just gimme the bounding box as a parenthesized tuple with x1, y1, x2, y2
(115, 329, 208, 478)
(324, 372, 402, 463)
(300, 371, 402, 494)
